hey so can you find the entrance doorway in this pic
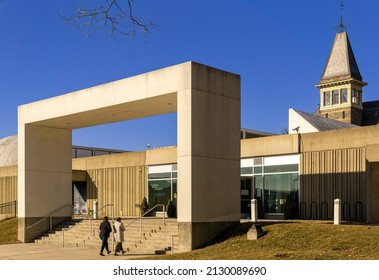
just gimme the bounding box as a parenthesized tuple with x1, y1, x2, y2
(240, 177, 264, 219)
(240, 177, 252, 218)
(240, 155, 300, 219)
(72, 182, 87, 215)
(147, 164, 177, 211)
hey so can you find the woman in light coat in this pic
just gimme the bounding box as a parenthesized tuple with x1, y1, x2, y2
(113, 217, 126, 255)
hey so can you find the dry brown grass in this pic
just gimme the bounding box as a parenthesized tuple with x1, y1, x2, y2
(1, 218, 378, 259)
(0, 218, 21, 245)
(145, 220, 379, 260)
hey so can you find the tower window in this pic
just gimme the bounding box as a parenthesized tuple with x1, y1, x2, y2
(341, 88, 348, 103)
(323, 91, 330, 106)
(332, 90, 339, 105)
(352, 89, 360, 104)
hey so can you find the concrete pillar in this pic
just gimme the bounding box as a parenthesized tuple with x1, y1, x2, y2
(251, 199, 258, 222)
(177, 63, 241, 251)
(334, 198, 341, 225)
(18, 124, 72, 242)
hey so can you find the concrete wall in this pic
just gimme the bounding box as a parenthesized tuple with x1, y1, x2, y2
(241, 133, 298, 158)
(17, 125, 72, 242)
(72, 147, 177, 171)
(0, 165, 17, 177)
(300, 125, 379, 152)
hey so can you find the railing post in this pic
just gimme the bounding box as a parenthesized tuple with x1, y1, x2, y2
(171, 235, 174, 254)
(334, 199, 341, 225)
(13, 201, 17, 217)
(62, 229, 65, 247)
(163, 204, 165, 225)
(140, 213, 142, 236)
(112, 204, 114, 252)
(89, 216, 92, 235)
(50, 216, 53, 231)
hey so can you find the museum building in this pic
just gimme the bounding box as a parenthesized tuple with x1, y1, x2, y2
(1, 30, 379, 249)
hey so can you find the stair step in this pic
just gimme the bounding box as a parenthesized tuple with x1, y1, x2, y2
(34, 218, 179, 253)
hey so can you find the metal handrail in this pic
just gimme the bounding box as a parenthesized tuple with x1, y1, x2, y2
(0, 200, 17, 216)
(0, 200, 17, 208)
(123, 204, 166, 236)
(88, 204, 115, 233)
(62, 227, 70, 247)
(24, 204, 73, 231)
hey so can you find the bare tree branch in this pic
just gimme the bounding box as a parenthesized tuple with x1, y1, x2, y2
(61, 0, 156, 38)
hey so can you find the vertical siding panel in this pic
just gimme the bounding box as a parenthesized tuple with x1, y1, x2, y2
(300, 147, 366, 221)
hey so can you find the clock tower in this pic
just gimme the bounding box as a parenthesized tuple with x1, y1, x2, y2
(315, 31, 367, 125)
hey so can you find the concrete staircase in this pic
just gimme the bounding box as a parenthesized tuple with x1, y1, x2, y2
(34, 218, 179, 255)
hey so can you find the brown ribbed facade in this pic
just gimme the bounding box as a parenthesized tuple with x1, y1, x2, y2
(86, 166, 147, 217)
(300, 148, 366, 220)
(0, 176, 17, 213)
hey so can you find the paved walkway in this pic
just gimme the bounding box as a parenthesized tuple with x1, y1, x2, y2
(0, 243, 154, 260)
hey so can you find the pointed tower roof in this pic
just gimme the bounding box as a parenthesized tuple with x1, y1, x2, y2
(319, 31, 363, 84)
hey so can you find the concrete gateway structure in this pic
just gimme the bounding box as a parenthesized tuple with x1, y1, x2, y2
(16, 61, 241, 251)
(1, 30, 379, 251)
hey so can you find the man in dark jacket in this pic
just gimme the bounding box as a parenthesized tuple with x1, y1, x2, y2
(99, 216, 112, 256)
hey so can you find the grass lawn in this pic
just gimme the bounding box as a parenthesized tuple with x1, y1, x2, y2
(1, 218, 378, 259)
(0, 218, 21, 245)
(146, 220, 379, 260)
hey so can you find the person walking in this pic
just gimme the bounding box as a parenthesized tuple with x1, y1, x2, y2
(113, 217, 126, 255)
(99, 216, 112, 256)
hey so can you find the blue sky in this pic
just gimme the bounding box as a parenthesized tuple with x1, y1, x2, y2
(1, 0, 378, 151)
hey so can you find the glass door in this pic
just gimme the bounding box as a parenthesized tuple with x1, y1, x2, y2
(240, 177, 253, 218)
(253, 175, 264, 218)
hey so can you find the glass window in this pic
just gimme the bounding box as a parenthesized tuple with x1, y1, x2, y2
(148, 164, 178, 210)
(341, 88, 348, 103)
(264, 164, 298, 173)
(352, 89, 359, 104)
(254, 175, 264, 219)
(241, 157, 300, 218)
(240, 167, 253, 175)
(264, 173, 299, 214)
(148, 180, 172, 208)
(240, 178, 253, 215)
(254, 166, 263, 174)
(324, 91, 330, 106)
(148, 172, 171, 179)
(332, 90, 339, 105)
(172, 179, 177, 206)
(254, 158, 263, 165)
